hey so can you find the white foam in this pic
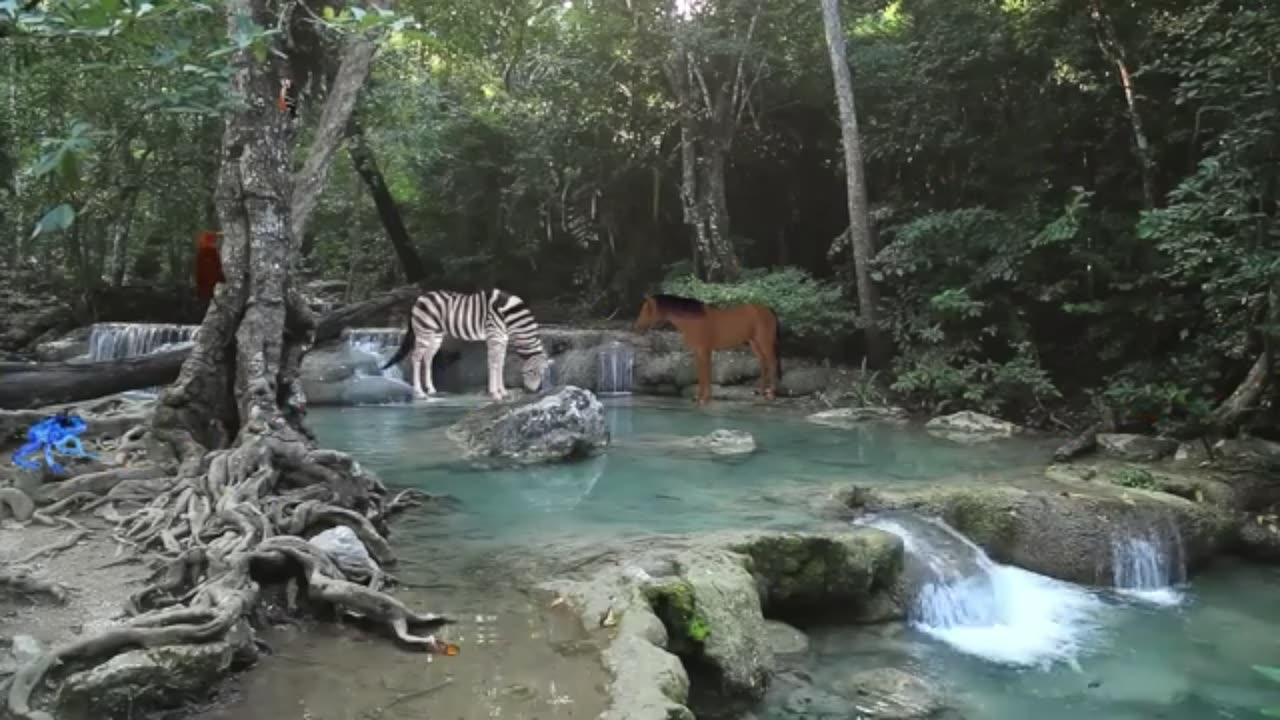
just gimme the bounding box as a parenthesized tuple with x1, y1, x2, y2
(861, 514, 1104, 668)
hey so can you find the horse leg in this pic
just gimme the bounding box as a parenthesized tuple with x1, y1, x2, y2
(749, 340, 767, 396)
(760, 333, 777, 400)
(694, 347, 712, 405)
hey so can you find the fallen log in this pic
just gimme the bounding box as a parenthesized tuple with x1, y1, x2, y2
(0, 286, 421, 411)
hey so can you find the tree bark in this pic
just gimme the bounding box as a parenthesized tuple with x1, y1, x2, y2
(1208, 351, 1270, 432)
(6, 7, 450, 718)
(1088, 0, 1157, 210)
(820, 0, 887, 366)
(107, 185, 140, 287)
(348, 120, 432, 281)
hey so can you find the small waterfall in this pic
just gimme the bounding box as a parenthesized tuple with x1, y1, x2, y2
(597, 341, 634, 395)
(859, 512, 1102, 668)
(87, 322, 199, 361)
(1111, 521, 1186, 606)
(342, 327, 405, 381)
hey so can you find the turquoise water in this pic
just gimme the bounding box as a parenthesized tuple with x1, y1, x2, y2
(761, 561, 1280, 720)
(306, 395, 1052, 549)
(296, 396, 1280, 720)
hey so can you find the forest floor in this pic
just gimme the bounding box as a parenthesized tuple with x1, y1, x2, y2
(0, 516, 148, 669)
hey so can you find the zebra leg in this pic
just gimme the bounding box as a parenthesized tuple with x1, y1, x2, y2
(410, 344, 428, 399)
(486, 335, 508, 400)
(420, 331, 443, 395)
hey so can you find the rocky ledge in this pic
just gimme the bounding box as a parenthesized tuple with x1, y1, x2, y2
(835, 464, 1234, 586)
(540, 528, 905, 720)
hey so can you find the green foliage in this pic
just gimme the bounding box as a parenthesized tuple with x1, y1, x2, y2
(661, 267, 856, 351)
(1113, 466, 1157, 490)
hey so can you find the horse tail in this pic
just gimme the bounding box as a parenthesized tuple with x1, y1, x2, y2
(769, 307, 783, 381)
(382, 323, 416, 370)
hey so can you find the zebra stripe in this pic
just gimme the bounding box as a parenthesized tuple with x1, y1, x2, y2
(408, 289, 545, 358)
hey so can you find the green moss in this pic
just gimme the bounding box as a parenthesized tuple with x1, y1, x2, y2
(644, 580, 713, 652)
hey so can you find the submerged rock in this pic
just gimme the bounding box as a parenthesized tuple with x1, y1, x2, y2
(685, 429, 757, 456)
(448, 385, 609, 464)
(1097, 433, 1178, 461)
(833, 667, 951, 719)
(807, 406, 911, 429)
(924, 411, 1020, 444)
(842, 473, 1232, 586)
(763, 620, 809, 656)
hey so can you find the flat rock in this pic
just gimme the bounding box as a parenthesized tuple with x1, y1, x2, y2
(807, 406, 910, 429)
(448, 385, 609, 464)
(924, 411, 1019, 444)
(1097, 433, 1178, 461)
(832, 667, 950, 719)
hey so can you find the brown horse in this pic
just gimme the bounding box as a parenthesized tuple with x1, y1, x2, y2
(634, 293, 781, 405)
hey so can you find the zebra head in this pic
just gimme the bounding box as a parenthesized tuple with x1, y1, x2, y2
(521, 351, 550, 392)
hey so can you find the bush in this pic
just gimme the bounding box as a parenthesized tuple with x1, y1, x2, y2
(660, 267, 857, 355)
(891, 342, 1060, 417)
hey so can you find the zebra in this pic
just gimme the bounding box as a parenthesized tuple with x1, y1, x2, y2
(382, 289, 550, 400)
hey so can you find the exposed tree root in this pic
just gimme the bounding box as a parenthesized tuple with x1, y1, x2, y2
(0, 487, 36, 522)
(13, 530, 89, 566)
(0, 568, 70, 603)
(6, 423, 452, 719)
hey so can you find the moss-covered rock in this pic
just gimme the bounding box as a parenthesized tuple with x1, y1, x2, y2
(729, 529, 903, 622)
(840, 471, 1233, 586)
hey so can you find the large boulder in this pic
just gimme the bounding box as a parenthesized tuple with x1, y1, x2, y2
(447, 385, 609, 463)
(924, 411, 1020, 444)
(728, 530, 903, 621)
(56, 623, 257, 718)
(839, 472, 1233, 586)
(540, 529, 910, 720)
(300, 344, 383, 384)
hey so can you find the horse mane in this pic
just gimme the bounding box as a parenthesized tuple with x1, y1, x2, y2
(650, 293, 706, 317)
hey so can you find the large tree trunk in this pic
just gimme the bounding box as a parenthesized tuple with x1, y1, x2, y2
(348, 120, 433, 281)
(6, 10, 446, 717)
(820, 0, 887, 366)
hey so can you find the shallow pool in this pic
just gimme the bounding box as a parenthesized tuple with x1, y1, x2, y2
(202, 396, 1280, 720)
(306, 395, 1052, 553)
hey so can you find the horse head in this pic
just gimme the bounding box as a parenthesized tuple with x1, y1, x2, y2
(634, 295, 660, 332)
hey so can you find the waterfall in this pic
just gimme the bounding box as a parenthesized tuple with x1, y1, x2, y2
(597, 340, 634, 395)
(1110, 521, 1186, 606)
(859, 512, 1103, 668)
(342, 327, 405, 381)
(87, 322, 199, 361)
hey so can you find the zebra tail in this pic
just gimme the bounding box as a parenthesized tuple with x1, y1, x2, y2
(382, 323, 416, 370)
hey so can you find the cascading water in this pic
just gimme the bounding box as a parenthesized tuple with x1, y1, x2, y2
(87, 322, 199, 361)
(859, 512, 1103, 668)
(597, 340, 634, 395)
(342, 327, 406, 381)
(1110, 520, 1186, 606)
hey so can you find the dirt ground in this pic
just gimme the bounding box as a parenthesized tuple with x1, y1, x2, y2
(0, 515, 150, 671)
